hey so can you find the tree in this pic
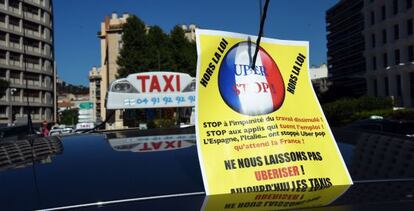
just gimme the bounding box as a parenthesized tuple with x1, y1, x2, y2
(0, 78, 9, 98)
(59, 109, 78, 125)
(169, 26, 197, 76)
(117, 15, 149, 78)
(147, 26, 174, 71)
(116, 16, 197, 78)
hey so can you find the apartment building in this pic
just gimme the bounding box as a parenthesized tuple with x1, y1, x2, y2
(326, 0, 366, 97)
(96, 13, 129, 129)
(0, 0, 55, 126)
(364, 0, 414, 107)
(88, 66, 101, 123)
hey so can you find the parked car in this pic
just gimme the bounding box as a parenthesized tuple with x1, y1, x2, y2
(49, 127, 74, 136)
(343, 118, 414, 138)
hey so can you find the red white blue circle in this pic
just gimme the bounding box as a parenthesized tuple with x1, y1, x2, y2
(218, 42, 285, 116)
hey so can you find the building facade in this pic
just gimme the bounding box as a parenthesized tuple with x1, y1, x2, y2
(310, 64, 331, 94)
(96, 13, 129, 129)
(0, 0, 55, 125)
(88, 66, 101, 123)
(181, 24, 196, 42)
(364, 0, 414, 107)
(326, 0, 366, 97)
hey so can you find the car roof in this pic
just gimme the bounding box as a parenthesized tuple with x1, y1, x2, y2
(1, 127, 414, 210)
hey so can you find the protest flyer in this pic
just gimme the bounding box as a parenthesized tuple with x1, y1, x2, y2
(195, 29, 352, 196)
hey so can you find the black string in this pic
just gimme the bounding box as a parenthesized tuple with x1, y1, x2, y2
(251, 0, 270, 69)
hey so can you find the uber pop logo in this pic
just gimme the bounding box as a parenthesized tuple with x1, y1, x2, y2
(218, 42, 285, 116)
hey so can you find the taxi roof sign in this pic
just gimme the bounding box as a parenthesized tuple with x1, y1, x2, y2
(106, 72, 196, 109)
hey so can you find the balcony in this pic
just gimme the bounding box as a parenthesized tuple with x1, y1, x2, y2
(9, 24, 21, 33)
(10, 42, 21, 50)
(26, 63, 41, 70)
(0, 39, 6, 47)
(25, 46, 41, 54)
(24, 29, 41, 38)
(9, 60, 21, 67)
(24, 12, 40, 22)
(8, 6, 21, 15)
(9, 78, 21, 85)
(0, 58, 6, 65)
(24, 80, 41, 87)
(31, 113, 41, 120)
(11, 96, 21, 102)
(24, 97, 41, 103)
(0, 113, 7, 118)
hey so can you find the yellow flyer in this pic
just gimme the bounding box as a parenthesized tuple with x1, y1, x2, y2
(195, 29, 352, 196)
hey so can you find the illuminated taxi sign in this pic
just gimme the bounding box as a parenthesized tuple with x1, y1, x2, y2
(106, 72, 196, 109)
(108, 134, 196, 153)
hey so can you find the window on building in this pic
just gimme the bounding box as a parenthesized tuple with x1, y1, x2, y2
(23, 21, 39, 32)
(0, 14, 5, 23)
(9, 16, 20, 27)
(9, 53, 20, 62)
(9, 0, 19, 9)
(383, 53, 388, 67)
(373, 56, 377, 70)
(384, 77, 389, 96)
(393, 0, 399, 14)
(0, 106, 6, 115)
(23, 73, 39, 81)
(24, 56, 39, 65)
(24, 38, 39, 48)
(408, 45, 414, 62)
(408, 19, 413, 35)
(23, 4, 38, 15)
(9, 34, 20, 44)
(394, 49, 400, 65)
(381, 5, 386, 20)
(394, 24, 399, 40)
(382, 29, 387, 44)
(370, 11, 375, 25)
(371, 34, 376, 48)
(0, 50, 6, 59)
(408, 0, 413, 9)
(396, 75, 402, 96)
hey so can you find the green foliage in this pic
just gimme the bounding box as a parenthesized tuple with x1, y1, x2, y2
(153, 118, 175, 128)
(170, 26, 197, 76)
(57, 81, 88, 95)
(59, 109, 78, 125)
(117, 16, 149, 78)
(117, 15, 196, 78)
(322, 97, 393, 126)
(0, 78, 10, 98)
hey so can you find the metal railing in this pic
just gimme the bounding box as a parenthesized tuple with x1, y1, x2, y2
(9, 24, 21, 32)
(0, 58, 6, 65)
(9, 60, 21, 67)
(10, 42, 21, 49)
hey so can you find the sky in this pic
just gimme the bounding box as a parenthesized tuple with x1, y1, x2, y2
(54, 0, 338, 86)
